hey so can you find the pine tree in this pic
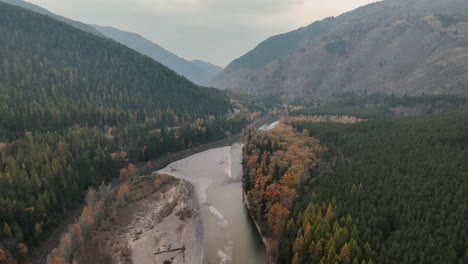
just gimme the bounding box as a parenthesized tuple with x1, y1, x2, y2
(340, 242, 351, 263)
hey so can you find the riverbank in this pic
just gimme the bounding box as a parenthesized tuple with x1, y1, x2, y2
(73, 174, 202, 264)
(243, 191, 275, 264)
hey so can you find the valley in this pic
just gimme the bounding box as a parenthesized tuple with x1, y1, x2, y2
(0, 0, 467, 264)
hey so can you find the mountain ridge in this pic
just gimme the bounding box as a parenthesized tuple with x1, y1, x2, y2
(0, 0, 103, 36)
(92, 25, 222, 85)
(1, 0, 222, 86)
(210, 0, 468, 104)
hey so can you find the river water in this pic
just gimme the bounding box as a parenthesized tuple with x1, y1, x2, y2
(159, 142, 267, 264)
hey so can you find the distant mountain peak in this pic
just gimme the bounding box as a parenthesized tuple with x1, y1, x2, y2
(92, 25, 222, 85)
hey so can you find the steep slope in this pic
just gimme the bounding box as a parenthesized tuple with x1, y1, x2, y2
(211, 0, 468, 104)
(1, 0, 222, 85)
(92, 25, 222, 85)
(210, 17, 335, 93)
(0, 2, 230, 138)
(0, 0, 103, 36)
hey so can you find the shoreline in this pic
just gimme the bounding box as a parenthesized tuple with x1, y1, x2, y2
(73, 175, 203, 264)
(242, 191, 275, 264)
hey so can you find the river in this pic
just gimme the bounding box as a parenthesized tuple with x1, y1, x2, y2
(158, 142, 267, 264)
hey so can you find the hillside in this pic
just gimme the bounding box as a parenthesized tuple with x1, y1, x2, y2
(0, 3, 243, 260)
(0, 0, 103, 36)
(0, 2, 231, 139)
(1, 0, 223, 86)
(211, 0, 468, 104)
(92, 25, 223, 85)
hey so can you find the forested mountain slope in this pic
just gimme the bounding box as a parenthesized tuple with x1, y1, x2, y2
(2, 0, 223, 86)
(0, 0, 103, 36)
(92, 25, 223, 85)
(0, 3, 240, 261)
(211, 0, 468, 104)
(0, 2, 230, 139)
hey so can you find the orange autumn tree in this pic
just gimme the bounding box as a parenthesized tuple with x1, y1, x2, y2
(268, 203, 290, 238)
(0, 249, 6, 262)
(119, 168, 129, 183)
(118, 183, 130, 196)
(47, 184, 112, 264)
(72, 224, 82, 241)
(146, 161, 153, 168)
(127, 163, 136, 174)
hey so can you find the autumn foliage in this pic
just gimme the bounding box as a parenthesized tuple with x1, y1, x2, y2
(119, 168, 129, 183)
(46, 183, 110, 264)
(0, 249, 7, 262)
(243, 121, 373, 263)
(118, 183, 130, 196)
(242, 122, 325, 255)
(285, 115, 364, 124)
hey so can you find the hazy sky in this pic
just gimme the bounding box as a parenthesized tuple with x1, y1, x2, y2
(28, 0, 376, 66)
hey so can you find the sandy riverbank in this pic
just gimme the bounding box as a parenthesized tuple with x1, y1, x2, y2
(73, 175, 203, 264)
(158, 146, 234, 264)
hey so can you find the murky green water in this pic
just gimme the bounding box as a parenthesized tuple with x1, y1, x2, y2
(203, 143, 267, 264)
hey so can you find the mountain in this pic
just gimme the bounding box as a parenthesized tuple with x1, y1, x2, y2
(210, 0, 468, 104)
(92, 25, 222, 85)
(1, 0, 222, 85)
(0, 1, 231, 138)
(0, 0, 103, 36)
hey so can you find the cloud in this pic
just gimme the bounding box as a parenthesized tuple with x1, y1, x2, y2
(137, 0, 303, 15)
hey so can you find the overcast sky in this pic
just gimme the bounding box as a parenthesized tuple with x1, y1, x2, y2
(28, 0, 376, 67)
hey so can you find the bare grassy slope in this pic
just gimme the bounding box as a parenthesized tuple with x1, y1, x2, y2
(210, 0, 468, 103)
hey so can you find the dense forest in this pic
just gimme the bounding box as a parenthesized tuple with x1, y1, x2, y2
(272, 112, 468, 263)
(0, 2, 252, 261)
(292, 93, 468, 119)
